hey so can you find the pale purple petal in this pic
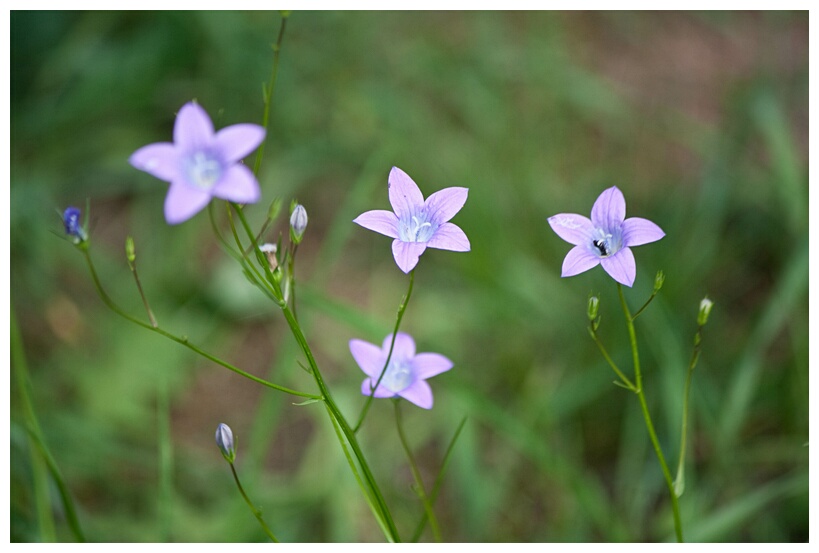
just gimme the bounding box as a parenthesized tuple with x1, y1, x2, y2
(392, 240, 427, 273)
(426, 222, 470, 252)
(561, 245, 601, 277)
(388, 167, 425, 220)
(214, 124, 266, 163)
(361, 378, 396, 399)
(413, 353, 453, 380)
(398, 380, 434, 409)
(210, 164, 261, 204)
(591, 186, 626, 231)
(601, 247, 636, 287)
(622, 217, 665, 247)
(353, 210, 399, 238)
(382, 332, 416, 359)
(129, 142, 180, 182)
(174, 102, 214, 151)
(350, 339, 385, 378)
(548, 213, 595, 246)
(423, 187, 468, 225)
(164, 181, 213, 225)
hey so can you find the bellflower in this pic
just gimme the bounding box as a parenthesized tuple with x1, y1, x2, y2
(548, 186, 664, 287)
(129, 102, 265, 225)
(353, 166, 470, 273)
(350, 332, 453, 409)
(215, 423, 236, 463)
(62, 206, 87, 243)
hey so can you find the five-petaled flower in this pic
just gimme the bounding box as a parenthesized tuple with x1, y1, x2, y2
(350, 332, 453, 409)
(354, 166, 470, 273)
(129, 102, 265, 225)
(548, 186, 664, 287)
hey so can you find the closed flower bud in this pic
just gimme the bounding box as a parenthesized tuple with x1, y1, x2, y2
(63, 206, 87, 244)
(215, 423, 236, 463)
(125, 236, 136, 265)
(654, 270, 666, 293)
(289, 204, 308, 244)
(698, 297, 714, 327)
(587, 295, 600, 322)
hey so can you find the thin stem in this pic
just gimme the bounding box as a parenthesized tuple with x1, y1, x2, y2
(80, 249, 318, 400)
(617, 284, 683, 542)
(129, 258, 158, 328)
(288, 242, 299, 321)
(631, 288, 660, 321)
(411, 416, 467, 542)
(252, 13, 288, 178)
(355, 270, 415, 432)
(157, 371, 173, 541)
(394, 400, 441, 542)
(675, 321, 705, 497)
(587, 326, 637, 391)
(229, 463, 279, 542)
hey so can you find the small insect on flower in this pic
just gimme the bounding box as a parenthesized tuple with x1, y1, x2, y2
(350, 332, 453, 409)
(354, 167, 470, 273)
(548, 186, 665, 287)
(129, 102, 266, 225)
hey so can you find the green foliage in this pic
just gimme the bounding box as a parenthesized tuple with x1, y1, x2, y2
(10, 11, 808, 542)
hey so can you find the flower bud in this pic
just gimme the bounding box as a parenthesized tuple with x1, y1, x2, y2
(259, 243, 278, 272)
(587, 295, 599, 322)
(125, 236, 136, 265)
(697, 297, 713, 327)
(654, 270, 666, 293)
(63, 206, 87, 244)
(289, 203, 308, 244)
(267, 197, 283, 222)
(215, 423, 236, 463)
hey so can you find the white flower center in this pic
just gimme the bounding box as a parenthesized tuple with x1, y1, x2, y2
(381, 359, 414, 393)
(591, 227, 620, 258)
(185, 152, 223, 190)
(398, 213, 435, 243)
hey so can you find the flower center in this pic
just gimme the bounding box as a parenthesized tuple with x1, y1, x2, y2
(398, 214, 435, 243)
(381, 359, 414, 393)
(185, 152, 223, 190)
(591, 228, 619, 258)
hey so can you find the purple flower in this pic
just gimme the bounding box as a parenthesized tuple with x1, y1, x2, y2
(548, 186, 664, 287)
(129, 102, 265, 225)
(349, 332, 453, 409)
(62, 206, 86, 243)
(353, 166, 470, 273)
(215, 423, 236, 463)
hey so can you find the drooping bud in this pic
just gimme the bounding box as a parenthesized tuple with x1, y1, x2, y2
(289, 203, 308, 244)
(697, 297, 714, 327)
(215, 423, 236, 463)
(63, 207, 87, 244)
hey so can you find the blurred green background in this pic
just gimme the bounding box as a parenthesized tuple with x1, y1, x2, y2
(10, 11, 808, 542)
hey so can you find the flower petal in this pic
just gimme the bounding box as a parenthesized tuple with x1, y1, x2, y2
(349, 339, 385, 378)
(423, 186, 468, 225)
(174, 102, 215, 151)
(426, 222, 470, 252)
(601, 247, 636, 287)
(388, 166, 425, 220)
(391, 239, 427, 273)
(591, 186, 626, 231)
(382, 332, 416, 360)
(360, 378, 396, 399)
(210, 164, 261, 204)
(214, 124, 266, 163)
(129, 142, 180, 182)
(164, 181, 212, 225)
(398, 379, 434, 409)
(561, 245, 600, 277)
(548, 213, 594, 246)
(353, 210, 399, 238)
(622, 217, 665, 247)
(413, 353, 453, 380)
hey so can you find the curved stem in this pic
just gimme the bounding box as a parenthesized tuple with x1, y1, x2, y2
(617, 284, 683, 542)
(252, 13, 288, 178)
(587, 326, 637, 391)
(355, 270, 415, 432)
(394, 400, 441, 541)
(229, 463, 279, 542)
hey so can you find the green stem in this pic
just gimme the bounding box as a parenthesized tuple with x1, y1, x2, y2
(675, 321, 705, 497)
(129, 258, 158, 328)
(80, 248, 318, 400)
(355, 270, 415, 432)
(229, 463, 279, 542)
(587, 326, 637, 391)
(252, 13, 288, 178)
(617, 284, 683, 542)
(157, 371, 173, 541)
(394, 400, 441, 541)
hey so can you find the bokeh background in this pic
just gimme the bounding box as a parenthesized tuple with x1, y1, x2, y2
(10, 11, 808, 542)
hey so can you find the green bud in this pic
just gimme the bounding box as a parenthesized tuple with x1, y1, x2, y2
(587, 295, 599, 322)
(654, 270, 665, 293)
(125, 236, 136, 265)
(697, 297, 714, 327)
(267, 197, 283, 222)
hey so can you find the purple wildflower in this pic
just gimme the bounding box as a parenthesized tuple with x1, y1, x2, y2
(548, 186, 664, 287)
(349, 332, 453, 410)
(129, 102, 265, 225)
(354, 166, 470, 273)
(63, 206, 86, 243)
(215, 423, 236, 463)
